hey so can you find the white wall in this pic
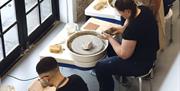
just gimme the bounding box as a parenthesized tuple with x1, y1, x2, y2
(59, 0, 77, 23)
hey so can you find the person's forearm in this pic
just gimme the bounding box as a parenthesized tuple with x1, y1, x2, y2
(117, 19, 128, 34)
(108, 37, 122, 57)
(116, 28, 124, 34)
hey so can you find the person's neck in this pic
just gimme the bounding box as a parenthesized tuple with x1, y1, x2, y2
(136, 8, 141, 17)
(51, 74, 65, 87)
(53, 74, 69, 88)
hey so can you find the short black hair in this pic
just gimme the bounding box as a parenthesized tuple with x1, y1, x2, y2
(36, 57, 58, 74)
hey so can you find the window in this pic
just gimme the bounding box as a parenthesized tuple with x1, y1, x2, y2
(0, 0, 59, 77)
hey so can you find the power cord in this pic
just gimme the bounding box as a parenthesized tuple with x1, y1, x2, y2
(90, 70, 96, 77)
(7, 75, 38, 81)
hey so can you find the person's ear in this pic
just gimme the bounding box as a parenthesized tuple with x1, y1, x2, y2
(44, 75, 51, 81)
(40, 74, 50, 81)
(124, 9, 132, 18)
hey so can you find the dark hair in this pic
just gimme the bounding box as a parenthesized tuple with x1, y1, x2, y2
(36, 57, 58, 74)
(115, 0, 137, 23)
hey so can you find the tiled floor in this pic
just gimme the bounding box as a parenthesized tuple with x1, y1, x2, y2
(1, 0, 180, 91)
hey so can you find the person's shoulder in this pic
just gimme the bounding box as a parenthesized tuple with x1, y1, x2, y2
(139, 6, 151, 12)
(138, 5, 156, 22)
(68, 74, 84, 82)
(69, 74, 82, 79)
(68, 74, 88, 91)
(139, 6, 154, 15)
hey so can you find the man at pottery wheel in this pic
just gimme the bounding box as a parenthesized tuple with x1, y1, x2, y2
(94, 0, 159, 91)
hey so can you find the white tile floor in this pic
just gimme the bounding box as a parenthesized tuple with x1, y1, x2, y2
(1, 0, 180, 91)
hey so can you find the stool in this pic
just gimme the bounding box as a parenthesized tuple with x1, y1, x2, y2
(133, 68, 154, 91)
(117, 68, 154, 91)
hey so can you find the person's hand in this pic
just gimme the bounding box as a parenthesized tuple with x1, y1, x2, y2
(104, 27, 123, 35)
(112, 27, 125, 35)
(111, 27, 121, 35)
(101, 32, 112, 40)
(43, 86, 56, 91)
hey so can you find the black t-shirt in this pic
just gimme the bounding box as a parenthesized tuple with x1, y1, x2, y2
(122, 6, 159, 64)
(56, 74, 89, 91)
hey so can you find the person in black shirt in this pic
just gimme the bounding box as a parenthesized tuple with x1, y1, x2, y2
(95, 0, 159, 91)
(29, 57, 88, 91)
(56, 74, 88, 91)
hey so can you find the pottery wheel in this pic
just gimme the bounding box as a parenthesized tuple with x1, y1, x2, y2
(70, 35, 104, 55)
